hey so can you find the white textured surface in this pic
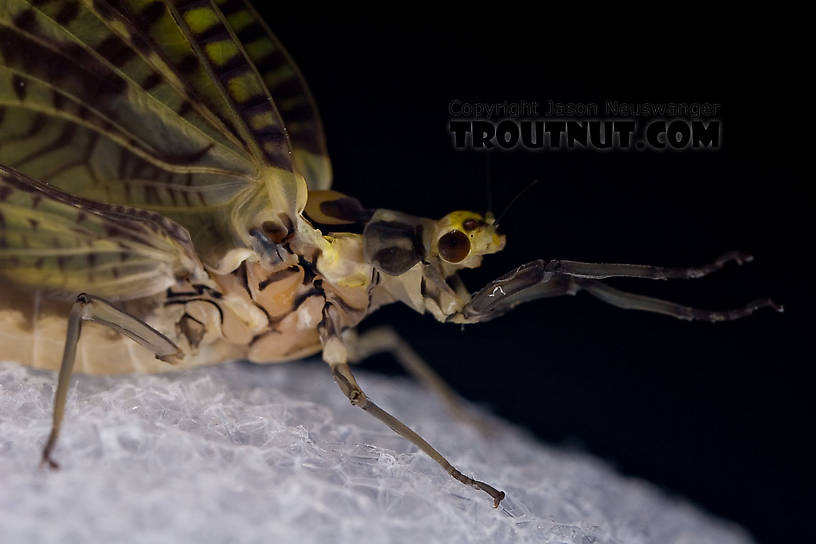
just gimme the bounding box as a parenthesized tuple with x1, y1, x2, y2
(0, 360, 753, 544)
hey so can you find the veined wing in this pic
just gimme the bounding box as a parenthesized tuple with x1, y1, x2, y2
(0, 163, 202, 300)
(0, 1, 327, 267)
(214, 0, 331, 190)
(0, 163, 249, 374)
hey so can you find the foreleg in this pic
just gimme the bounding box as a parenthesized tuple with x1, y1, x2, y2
(452, 258, 781, 323)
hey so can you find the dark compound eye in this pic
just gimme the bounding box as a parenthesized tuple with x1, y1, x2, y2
(438, 230, 471, 263)
(462, 218, 480, 231)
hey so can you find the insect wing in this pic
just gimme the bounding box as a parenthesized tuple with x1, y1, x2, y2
(213, 0, 332, 190)
(0, 163, 202, 300)
(0, 1, 329, 267)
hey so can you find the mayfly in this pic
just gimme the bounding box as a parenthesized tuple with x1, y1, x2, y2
(0, 1, 780, 507)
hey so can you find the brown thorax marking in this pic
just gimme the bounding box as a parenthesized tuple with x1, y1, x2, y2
(196, 231, 375, 363)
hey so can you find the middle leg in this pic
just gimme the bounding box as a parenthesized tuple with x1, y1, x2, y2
(347, 326, 491, 433)
(320, 305, 505, 507)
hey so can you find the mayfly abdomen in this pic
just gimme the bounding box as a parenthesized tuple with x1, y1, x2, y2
(0, 287, 162, 373)
(0, 285, 244, 374)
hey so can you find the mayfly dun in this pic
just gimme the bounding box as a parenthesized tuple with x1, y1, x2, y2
(0, 1, 781, 507)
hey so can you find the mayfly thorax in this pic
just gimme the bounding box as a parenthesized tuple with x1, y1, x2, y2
(0, 0, 781, 507)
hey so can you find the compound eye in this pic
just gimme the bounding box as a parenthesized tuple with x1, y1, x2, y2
(462, 218, 480, 231)
(438, 230, 471, 263)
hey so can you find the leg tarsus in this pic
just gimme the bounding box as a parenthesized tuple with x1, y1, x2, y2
(41, 433, 60, 470)
(454, 253, 780, 324)
(330, 363, 505, 507)
(546, 250, 755, 280)
(578, 280, 783, 322)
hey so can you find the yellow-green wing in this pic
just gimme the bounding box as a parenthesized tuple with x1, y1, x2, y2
(214, 0, 331, 190)
(0, 163, 202, 300)
(0, 1, 326, 267)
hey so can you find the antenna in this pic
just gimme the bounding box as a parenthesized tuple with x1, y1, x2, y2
(495, 179, 539, 227)
(484, 152, 494, 221)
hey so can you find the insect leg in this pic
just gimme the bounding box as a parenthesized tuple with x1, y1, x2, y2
(455, 259, 781, 323)
(544, 250, 754, 280)
(330, 361, 504, 507)
(348, 327, 489, 433)
(320, 307, 504, 507)
(575, 279, 783, 322)
(42, 294, 182, 469)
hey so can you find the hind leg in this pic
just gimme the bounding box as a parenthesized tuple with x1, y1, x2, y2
(42, 294, 181, 468)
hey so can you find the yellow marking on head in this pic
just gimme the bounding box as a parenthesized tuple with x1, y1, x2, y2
(435, 210, 505, 265)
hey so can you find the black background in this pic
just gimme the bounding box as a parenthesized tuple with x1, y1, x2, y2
(266, 12, 809, 544)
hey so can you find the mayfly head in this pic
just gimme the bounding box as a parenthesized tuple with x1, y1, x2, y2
(361, 208, 505, 277)
(305, 190, 505, 275)
(432, 210, 506, 268)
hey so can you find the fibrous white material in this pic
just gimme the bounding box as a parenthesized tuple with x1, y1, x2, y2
(0, 360, 753, 544)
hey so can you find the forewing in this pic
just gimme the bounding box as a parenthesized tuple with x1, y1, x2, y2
(0, 1, 317, 266)
(0, 0, 257, 184)
(0, 164, 202, 300)
(214, 0, 331, 190)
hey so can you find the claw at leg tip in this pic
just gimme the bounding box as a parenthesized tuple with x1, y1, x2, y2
(40, 455, 59, 470)
(734, 252, 754, 265)
(493, 491, 506, 508)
